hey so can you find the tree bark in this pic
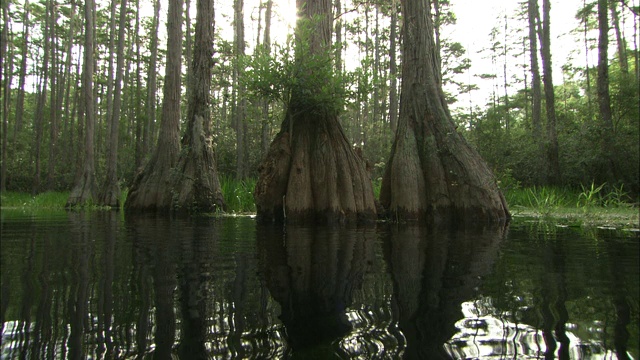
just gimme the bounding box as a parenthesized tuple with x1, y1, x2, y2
(260, 0, 273, 156)
(13, 0, 29, 139)
(379, 0, 509, 224)
(596, 0, 616, 182)
(528, 0, 543, 141)
(233, 0, 246, 180)
(99, 0, 128, 208)
(143, 0, 161, 162)
(169, 0, 225, 213)
(388, 0, 398, 135)
(1, 0, 10, 191)
(125, 0, 183, 213)
(540, 0, 560, 184)
(33, 0, 52, 194)
(254, 0, 376, 224)
(66, 0, 98, 207)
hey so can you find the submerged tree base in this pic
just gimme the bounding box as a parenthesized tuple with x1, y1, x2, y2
(255, 113, 377, 225)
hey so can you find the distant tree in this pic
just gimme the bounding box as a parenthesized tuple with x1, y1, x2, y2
(254, 0, 377, 224)
(169, 0, 225, 212)
(379, 0, 509, 223)
(66, 0, 98, 207)
(125, 0, 183, 212)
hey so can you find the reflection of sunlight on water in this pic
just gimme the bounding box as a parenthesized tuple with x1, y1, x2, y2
(445, 299, 634, 360)
(338, 304, 406, 359)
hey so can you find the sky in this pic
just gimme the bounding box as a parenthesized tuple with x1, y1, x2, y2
(447, 0, 587, 109)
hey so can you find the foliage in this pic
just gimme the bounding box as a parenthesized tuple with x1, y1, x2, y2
(219, 176, 256, 214)
(244, 28, 352, 118)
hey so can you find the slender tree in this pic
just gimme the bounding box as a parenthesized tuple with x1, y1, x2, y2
(254, 0, 377, 224)
(379, 0, 509, 223)
(528, 0, 543, 140)
(388, 0, 398, 134)
(260, 0, 273, 155)
(13, 0, 29, 139)
(0, 0, 9, 191)
(169, 0, 225, 212)
(540, 0, 560, 184)
(99, 0, 128, 208)
(596, 0, 616, 182)
(125, 0, 183, 212)
(66, 0, 98, 206)
(143, 0, 161, 161)
(233, 0, 247, 180)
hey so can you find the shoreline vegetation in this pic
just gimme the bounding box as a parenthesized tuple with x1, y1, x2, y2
(1, 180, 638, 231)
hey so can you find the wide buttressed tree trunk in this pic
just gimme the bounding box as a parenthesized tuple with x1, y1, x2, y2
(169, 0, 225, 213)
(254, 0, 376, 224)
(125, 0, 183, 213)
(380, 0, 509, 224)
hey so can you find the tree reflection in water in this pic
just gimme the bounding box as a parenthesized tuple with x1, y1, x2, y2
(0, 214, 637, 359)
(257, 224, 381, 358)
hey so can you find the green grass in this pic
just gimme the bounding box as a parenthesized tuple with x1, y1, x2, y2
(219, 176, 257, 214)
(504, 184, 639, 229)
(1, 191, 70, 209)
(2, 181, 637, 230)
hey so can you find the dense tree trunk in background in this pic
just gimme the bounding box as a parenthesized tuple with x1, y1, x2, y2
(134, 0, 143, 169)
(260, 0, 273, 156)
(379, 0, 509, 223)
(61, 0, 77, 185)
(66, 0, 98, 207)
(46, 3, 60, 190)
(254, 0, 376, 224)
(143, 0, 161, 163)
(125, 0, 183, 212)
(233, 0, 247, 180)
(33, 0, 52, 194)
(528, 0, 543, 141)
(610, 1, 628, 74)
(540, 0, 560, 185)
(169, 0, 225, 212)
(99, 0, 128, 208)
(13, 0, 29, 140)
(596, 0, 616, 182)
(388, 0, 398, 135)
(0, 0, 9, 191)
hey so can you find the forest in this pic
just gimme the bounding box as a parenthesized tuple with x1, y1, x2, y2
(0, 0, 638, 218)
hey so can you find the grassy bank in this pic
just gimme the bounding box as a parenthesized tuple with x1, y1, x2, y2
(2, 181, 638, 229)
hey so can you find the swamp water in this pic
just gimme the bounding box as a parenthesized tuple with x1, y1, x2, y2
(0, 210, 638, 359)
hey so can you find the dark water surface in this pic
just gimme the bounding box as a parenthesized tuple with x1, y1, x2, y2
(1, 210, 638, 359)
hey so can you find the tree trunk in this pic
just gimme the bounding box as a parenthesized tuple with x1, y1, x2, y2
(234, 0, 246, 180)
(596, 0, 616, 182)
(99, 0, 128, 208)
(540, 0, 560, 185)
(254, 0, 376, 224)
(170, 0, 225, 213)
(125, 0, 183, 213)
(528, 0, 543, 141)
(610, 1, 628, 74)
(13, 0, 29, 139)
(380, 0, 509, 224)
(260, 0, 273, 156)
(144, 0, 161, 162)
(388, 0, 398, 135)
(33, 0, 52, 194)
(1, 0, 10, 191)
(66, 0, 98, 207)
